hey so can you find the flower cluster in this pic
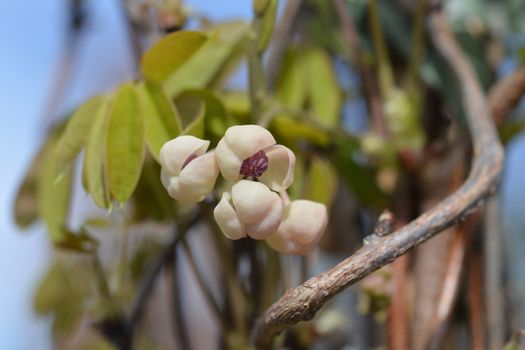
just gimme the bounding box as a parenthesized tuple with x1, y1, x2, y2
(159, 125, 328, 255)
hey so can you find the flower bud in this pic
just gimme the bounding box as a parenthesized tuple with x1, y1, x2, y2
(159, 135, 219, 203)
(267, 200, 328, 255)
(215, 125, 295, 191)
(214, 180, 283, 240)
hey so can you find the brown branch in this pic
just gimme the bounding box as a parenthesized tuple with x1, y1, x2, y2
(265, 0, 302, 89)
(252, 10, 504, 348)
(489, 64, 525, 126)
(333, 0, 389, 137)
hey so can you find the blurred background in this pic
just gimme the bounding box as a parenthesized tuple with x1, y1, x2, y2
(2, 0, 525, 349)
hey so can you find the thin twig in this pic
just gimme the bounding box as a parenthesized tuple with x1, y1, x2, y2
(252, 9, 504, 348)
(165, 251, 192, 350)
(484, 195, 505, 350)
(425, 217, 477, 350)
(488, 64, 525, 126)
(265, 0, 302, 89)
(333, 0, 389, 136)
(181, 237, 229, 331)
(126, 210, 201, 345)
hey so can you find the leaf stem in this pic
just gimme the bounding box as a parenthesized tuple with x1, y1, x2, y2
(91, 251, 112, 301)
(368, 0, 395, 97)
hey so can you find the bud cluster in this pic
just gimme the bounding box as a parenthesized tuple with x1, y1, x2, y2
(159, 125, 328, 255)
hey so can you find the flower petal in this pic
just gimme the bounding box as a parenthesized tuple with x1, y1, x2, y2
(223, 125, 276, 159)
(267, 200, 327, 255)
(246, 193, 282, 240)
(215, 138, 243, 181)
(214, 192, 246, 240)
(231, 180, 277, 224)
(175, 151, 219, 203)
(258, 145, 295, 191)
(159, 135, 209, 176)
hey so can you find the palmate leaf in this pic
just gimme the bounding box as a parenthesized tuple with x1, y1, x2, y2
(37, 135, 73, 242)
(83, 96, 113, 208)
(163, 21, 249, 98)
(275, 46, 342, 128)
(253, 0, 278, 53)
(14, 144, 45, 229)
(105, 83, 145, 204)
(175, 89, 230, 145)
(303, 47, 342, 127)
(141, 31, 207, 83)
(54, 95, 107, 178)
(137, 82, 182, 161)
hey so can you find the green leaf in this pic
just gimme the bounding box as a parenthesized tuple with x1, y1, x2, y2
(222, 91, 251, 121)
(34, 261, 91, 337)
(270, 115, 331, 147)
(106, 83, 145, 204)
(132, 156, 174, 222)
(83, 96, 112, 208)
(163, 22, 249, 97)
(137, 82, 181, 161)
(141, 31, 207, 83)
(276, 49, 307, 108)
(55, 95, 106, 177)
(174, 89, 231, 144)
(306, 155, 338, 206)
(37, 136, 72, 242)
(14, 145, 46, 228)
(304, 47, 342, 127)
(330, 136, 389, 208)
(174, 91, 206, 138)
(254, 0, 277, 53)
(54, 228, 98, 253)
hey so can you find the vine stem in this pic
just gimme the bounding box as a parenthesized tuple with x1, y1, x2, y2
(252, 9, 504, 348)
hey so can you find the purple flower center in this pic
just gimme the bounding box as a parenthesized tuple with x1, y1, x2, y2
(182, 153, 198, 169)
(240, 150, 268, 178)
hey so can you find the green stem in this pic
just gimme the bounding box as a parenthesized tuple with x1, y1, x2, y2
(201, 202, 248, 343)
(407, 0, 427, 94)
(368, 0, 395, 97)
(247, 35, 266, 122)
(92, 252, 112, 300)
(118, 219, 130, 299)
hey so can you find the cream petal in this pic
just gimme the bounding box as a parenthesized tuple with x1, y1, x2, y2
(173, 151, 219, 203)
(245, 194, 283, 240)
(215, 138, 243, 181)
(160, 167, 171, 191)
(214, 192, 246, 240)
(231, 180, 276, 224)
(258, 145, 295, 191)
(267, 200, 327, 255)
(223, 125, 276, 160)
(159, 135, 209, 175)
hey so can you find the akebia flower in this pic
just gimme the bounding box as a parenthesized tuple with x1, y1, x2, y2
(215, 125, 295, 191)
(159, 135, 219, 203)
(267, 200, 328, 255)
(213, 180, 283, 240)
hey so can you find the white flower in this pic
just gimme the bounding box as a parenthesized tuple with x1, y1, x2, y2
(215, 125, 295, 191)
(267, 200, 328, 255)
(213, 180, 283, 240)
(159, 135, 219, 203)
